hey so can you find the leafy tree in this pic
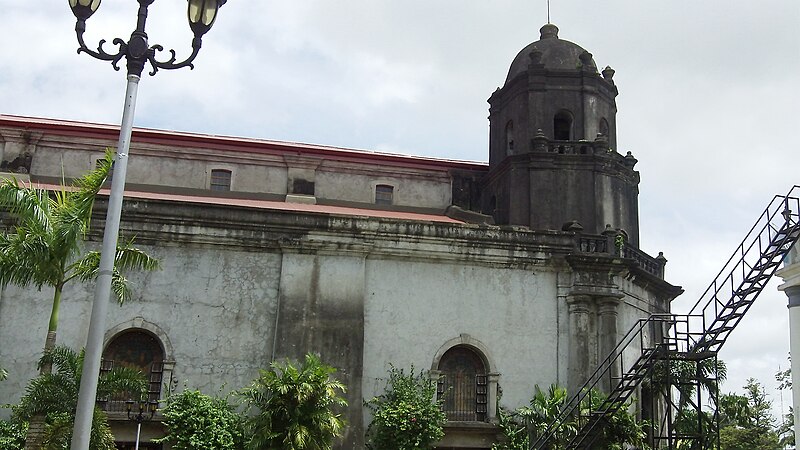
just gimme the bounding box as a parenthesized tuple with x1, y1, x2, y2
(156, 389, 245, 450)
(649, 357, 726, 449)
(648, 357, 727, 408)
(717, 378, 781, 450)
(11, 345, 147, 450)
(240, 353, 347, 450)
(365, 366, 445, 450)
(0, 150, 160, 368)
(775, 357, 794, 447)
(778, 407, 794, 449)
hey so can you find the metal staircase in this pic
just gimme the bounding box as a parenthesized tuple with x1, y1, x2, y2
(531, 186, 800, 449)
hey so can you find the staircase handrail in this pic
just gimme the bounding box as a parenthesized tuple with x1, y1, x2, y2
(530, 313, 686, 449)
(531, 186, 800, 449)
(688, 187, 799, 320)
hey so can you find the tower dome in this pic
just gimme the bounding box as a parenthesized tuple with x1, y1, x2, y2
(505, 24, 597, 84)
(483, 24, 639, 245)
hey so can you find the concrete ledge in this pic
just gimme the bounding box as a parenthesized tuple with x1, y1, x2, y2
(437, 421, 500, 448)
(285, 194, 317, 204)
(0, 171, 30, 183)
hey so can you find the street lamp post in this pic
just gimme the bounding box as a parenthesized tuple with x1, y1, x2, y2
(67, 1, 225, 448)
(126, 399, 158, 450)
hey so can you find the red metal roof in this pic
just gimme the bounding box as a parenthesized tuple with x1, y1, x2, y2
(19, 180, 464, 225)
(0, 114, 488, 172)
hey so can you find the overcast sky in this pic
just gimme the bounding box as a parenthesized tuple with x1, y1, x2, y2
(2, 0, 799, 416)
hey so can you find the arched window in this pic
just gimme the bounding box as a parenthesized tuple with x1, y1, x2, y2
(599, 118, 609, 137)
(505, 121, 515, 154)
(437, 346, 488, 422)
(100, 330, 165, 411)
(554, 110, 573, 141)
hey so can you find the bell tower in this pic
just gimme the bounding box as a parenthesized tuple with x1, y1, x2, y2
(484, 24, 640, 245)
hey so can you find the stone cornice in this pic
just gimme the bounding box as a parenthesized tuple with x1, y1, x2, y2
(86, 196, 579, 268)
(777, 261, 800, 292)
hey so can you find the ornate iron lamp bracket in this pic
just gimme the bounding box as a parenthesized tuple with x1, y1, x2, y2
(73, 0, 209, 77)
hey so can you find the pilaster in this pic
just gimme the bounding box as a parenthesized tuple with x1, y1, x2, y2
(777, 247, 800, 450)
(567, 294, 593, 394)
(596, 295, 622, 392)
(487, 372, 501, 423)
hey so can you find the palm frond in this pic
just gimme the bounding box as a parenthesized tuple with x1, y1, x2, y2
(97, 366, 147, 400)
(67, 244, 159, 304)
(0, 177, 53, 230)
(67, 250, 101, 284)
(0, 230, 58, 288)
(38, 346, 80, 380)
(41, 411, 73, 449)
(12, 373, 77, 420)
(49, 150, 112, 253)
(241, 354, 347, 449)
(111, 267, 132, 305)
(72, 149, 113, 196)
(115, 242, 161, 272)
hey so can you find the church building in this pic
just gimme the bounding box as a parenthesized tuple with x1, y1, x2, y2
(0, 24, 680, 449)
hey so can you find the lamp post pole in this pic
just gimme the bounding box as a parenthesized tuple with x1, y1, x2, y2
(126, 399, 158, 450)
(67, 1, 225, 448)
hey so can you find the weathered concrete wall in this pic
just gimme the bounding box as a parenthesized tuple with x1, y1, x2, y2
(273, 252, 367, 448)
(22, 133, 453, 210)
(0, 197, 677, 450)
(362, 259, 563, 413)
(315, 166, 451, 208)
(0, 244, 281, 410)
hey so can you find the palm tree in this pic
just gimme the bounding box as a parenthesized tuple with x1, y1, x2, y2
(579, 390, 651, 450)
(240, 353, 347, 450)
(522, 384, 577, 448)
(12, 345, 147, 450)
(0, 150, 160, 370)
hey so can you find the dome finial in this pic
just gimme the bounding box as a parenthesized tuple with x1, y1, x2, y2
(547, 0, 551, 24)
(540, 23, 559, 39)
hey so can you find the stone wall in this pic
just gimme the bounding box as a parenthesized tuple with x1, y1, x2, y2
(0, 195, 677, 449)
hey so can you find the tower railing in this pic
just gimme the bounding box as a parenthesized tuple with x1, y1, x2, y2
(531, 186, 800, 449)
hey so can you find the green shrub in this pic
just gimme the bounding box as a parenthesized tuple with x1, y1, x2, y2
(365, 366, 446, 450)
(0, 419, 27, 450)
(156, 389, 244, 450)
(491, 408, 528, 450)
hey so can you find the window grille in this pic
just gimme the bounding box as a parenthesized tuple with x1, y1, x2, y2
(210, 169, 232, 191)
(375, 184, 394, 205)
(99, 330, 165, 412)
(436, 346, 488, 422)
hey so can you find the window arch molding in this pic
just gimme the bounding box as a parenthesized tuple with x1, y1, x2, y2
(101, 317, 176, 411)
(430, 333, 495, 373)
(104, 316, 174, 363)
